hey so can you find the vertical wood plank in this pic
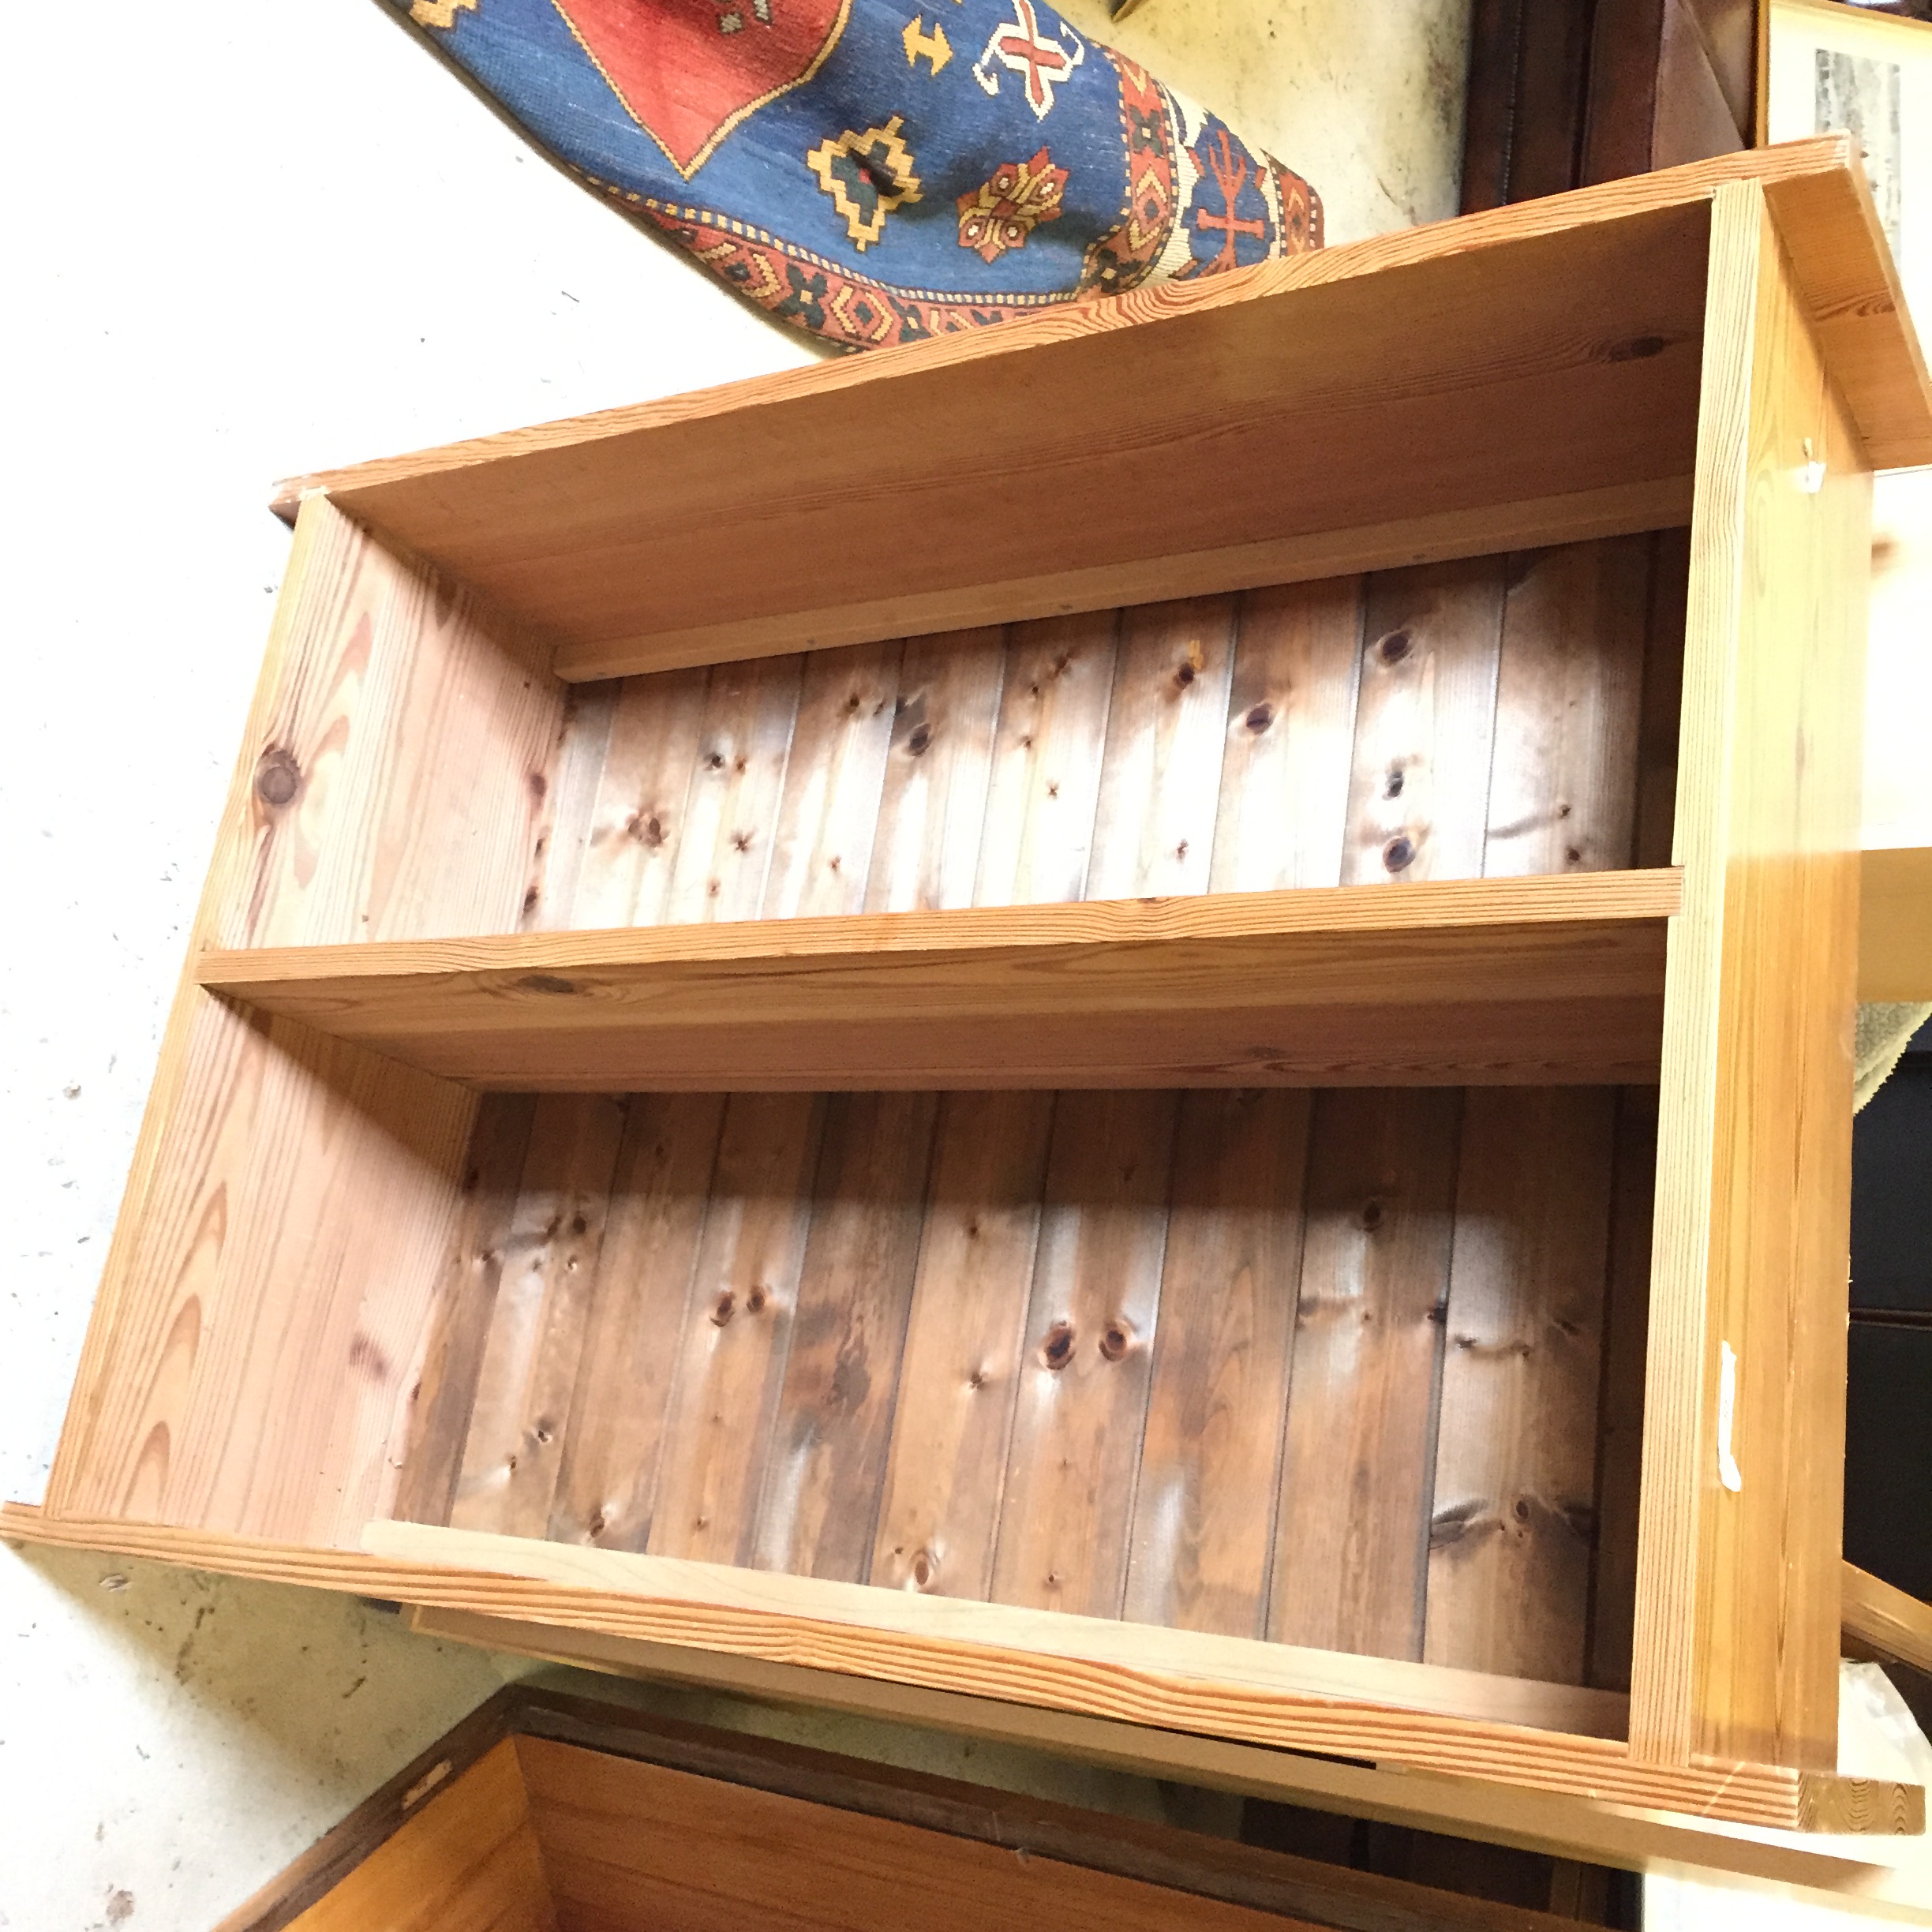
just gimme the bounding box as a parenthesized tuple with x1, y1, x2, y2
(51, 499, 544, 1544)
(664, 656, 803, 923)
(1634, 183, 1869, 1769)
(871, 1091, 1055, 1599)
(1482, 541, 1650, 877)
(394, 1095, 539, 1528)
(991, 1091, 1179, 1619)
(448, 1097, 626, 1540)
(1589, 1085, 1657, 1694)
(1270, 1089, 1462, 1661)
(1209, 579, 1365, 893)
(974, 612, 1118, 907)
(865, 628, 1005, 915)
(1342, 561, 1507, 887)
(522, 681, 617, 932)
(1125, 1090, 1311, 1639)
(1425, 1088, 1617, 1686)
(1087, 596, 1237, 900)
(1634, 529, 1690, 871)
(762, 640, 902, 918)
(567, 667, 710, 930)
(546, 1093, 728, 1551)
(648, 1094, 826, 1567)
(754, 1093, 941, 1581)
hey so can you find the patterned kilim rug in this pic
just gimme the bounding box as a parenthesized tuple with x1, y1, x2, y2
(393, 0, 1323, 349)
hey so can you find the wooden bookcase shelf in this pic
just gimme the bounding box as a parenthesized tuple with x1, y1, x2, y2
(16, 137, 1932, 1857)
(197, 871, 1679, 1089)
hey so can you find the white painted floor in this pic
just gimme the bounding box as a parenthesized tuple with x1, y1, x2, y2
(60, 6, 1932, 1928)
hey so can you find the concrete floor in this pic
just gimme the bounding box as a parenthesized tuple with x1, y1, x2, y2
(13, 6, 1905, 1930)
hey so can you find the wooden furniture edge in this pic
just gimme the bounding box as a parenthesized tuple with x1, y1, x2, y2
(417, 1606, 1932, 1894)
(6, 1504, 1907, 1833)
(207, 1690, 521, 1932)
(1859, 846, 1932, 1002)
(359, 1517, 1630, 1742)
(541, 479, 1694, 680)
(506, 1686, 1587, 1932)
(268, 137, 1929, 524)
(1844, 1566, 1932, 1680)
(196, 871, 1685, 985)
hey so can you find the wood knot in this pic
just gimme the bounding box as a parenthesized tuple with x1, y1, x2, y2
(908, 723, 932, 756)
(1376, 628, 1413, 665)
(706, 751, 727, 770)
(522, 886, 541, 915)
(528, 770, 548, 802)
(1603, 333, 1668, 362)
(1358, 1198, 1384, 1233)
(1042, 1320, 1076, 1371)
(628, 812, 667, 847)
(731, 830, 754, 853)
(1174, 661, 1196, 688)
(1245, 702, 1273, 732)
(1099, 1319, 1134, 1362)
(534, 1422, 554, 1446)
(911, 1548, 936, 1589)
(516, 974, 577, 995)
(747, 1286, 767, 1314)
(588, 1509, 608, 1540)
(710, 1290, 735, 1327)
(1565, 846, 1582, 866)
(253, 747, 301, 807)
(1381, 835, 1415, 873)
(1513, 1497, 1532, 1523)
(1383, 766, 1404, 799)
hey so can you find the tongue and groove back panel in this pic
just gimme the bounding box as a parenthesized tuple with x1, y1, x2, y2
(395, 534, 1684, 1694)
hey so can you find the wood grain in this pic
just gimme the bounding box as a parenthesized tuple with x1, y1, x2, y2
(647, 1094, 826, 1567)
(451, 1096, 625, 1539)
(1484, 541, 1650, 877)
(13, 1502, 1920, 1841)
(1210, 579, 1364, 893)
(753, 1092, 938, 1582)
(395, 1095, 539, 1530)
(1088, 596, 1237, 900)
(1859, 846, 1932, 1001)
(974, 611, 1118, 908)
(761, 641, 900, 919)
(1125, 1090, 1311, 1638)
(270, 145, 1928, 680)
(1631, 180, 1870, 1770)
(197, 872, 1679, 1091)
(1842, 1565, 1932, 1679)
(863, 627, 1006, 915)
(404, 1603, 1932, 1884)
(1426, 1090, 1618, 1686)
(663, 654, 802, 923)
(994, 1092, 1180, 1619)
(284, 1739, 555, 1932)
(1271, 1091, 1462, 1661)
(1586, 1088, 1657, 1695)
(545, 1093, 728, 1551)
(870, 1091, 1054, 1600)
(1344, 560, 1507, 886)
(565, 668, 708, 929)
(515, 1734, 1303, 1932)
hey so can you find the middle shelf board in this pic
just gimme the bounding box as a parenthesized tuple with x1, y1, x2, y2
(199, 870, 1679, 1091)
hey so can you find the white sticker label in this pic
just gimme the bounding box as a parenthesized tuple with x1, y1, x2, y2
(1717, 1340, 1744, 1493)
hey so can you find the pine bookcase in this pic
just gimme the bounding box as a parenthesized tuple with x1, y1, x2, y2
(12, 137, 1932, 1859)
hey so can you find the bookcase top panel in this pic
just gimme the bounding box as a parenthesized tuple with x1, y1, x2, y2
(271, 140, 1930, 685)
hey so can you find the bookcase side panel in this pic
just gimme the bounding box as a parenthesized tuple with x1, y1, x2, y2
(46, 496, 566, 1544)
(1631, 180, 1870, 1769)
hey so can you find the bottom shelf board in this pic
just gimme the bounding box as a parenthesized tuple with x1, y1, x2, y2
(196, 872, 1679, 1090)
(1, 1504, 1920, 1839)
